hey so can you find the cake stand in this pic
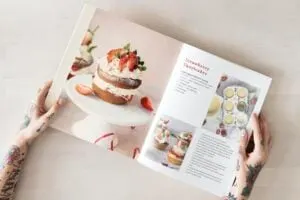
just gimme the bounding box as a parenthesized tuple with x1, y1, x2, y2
(65, 74, 153, 153)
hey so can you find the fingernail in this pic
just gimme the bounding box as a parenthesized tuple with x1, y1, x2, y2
(59, 92, 69, 100)
(241, 129, 248, 139)
(58, 98, 66, 105)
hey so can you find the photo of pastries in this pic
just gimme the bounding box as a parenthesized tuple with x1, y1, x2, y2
(202, 74, 260, 140)
(67, 26, 99, 80)
(144, 115, 195, 170)
(92, 43, 146, 105)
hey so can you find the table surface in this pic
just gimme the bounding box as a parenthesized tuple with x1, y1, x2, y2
(1, 0, 300, 199)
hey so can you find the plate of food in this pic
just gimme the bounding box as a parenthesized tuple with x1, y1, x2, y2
(66, 74, 152, 126)
(65, 43, 153, 126)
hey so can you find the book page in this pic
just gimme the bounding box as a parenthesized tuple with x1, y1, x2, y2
(138, 44, 271, 196)
(45, 5, 183, 158)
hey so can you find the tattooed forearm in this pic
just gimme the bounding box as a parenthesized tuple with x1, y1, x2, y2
(241, 163, 263, 197)
(0, 145, 28, 200)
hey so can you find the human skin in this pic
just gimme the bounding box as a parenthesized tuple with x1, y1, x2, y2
(0, 81, 64, 200)
(224, 113, 272, 200)
(0, 82, 271, 200)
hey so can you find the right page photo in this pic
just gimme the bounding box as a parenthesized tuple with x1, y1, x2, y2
(139, 44, 272, 197)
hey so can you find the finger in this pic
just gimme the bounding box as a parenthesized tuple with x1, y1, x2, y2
(252, 113, 263, 150)
(36, 81, 53, 117)
(40, 98, 65, 122)
(238, 130, 248, 169)
(268, 135, 273, 152)
(260, 113, 271, 148)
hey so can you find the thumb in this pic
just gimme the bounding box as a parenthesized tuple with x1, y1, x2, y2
(41, 98, 65, 122)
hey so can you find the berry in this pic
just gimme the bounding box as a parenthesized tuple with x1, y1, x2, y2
(141, 96, 154, 111)
(119, 55, 129, 71)
(250, 97, 257, 105)
(220, 129, 227, 137)
(75, 84, 94, 96)
(219, 123, 224, 128)
(127, 53, 138, 71)
(71, 64, 81, 72)
(221, 75, 228, 81)
(107, 48, 122, 62)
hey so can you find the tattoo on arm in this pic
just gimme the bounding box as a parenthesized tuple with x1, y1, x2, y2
(20, 115, 31, 131)
(236, 160, 240, 171)
(241, 163, 263, 197)
(36, 122, 46, 133)
(0, 145, 27, 200)
(227, 192, 237, 200)
(260, 138, 265, 146)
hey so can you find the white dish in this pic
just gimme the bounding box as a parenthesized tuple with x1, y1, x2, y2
(65, 75, 152, 126)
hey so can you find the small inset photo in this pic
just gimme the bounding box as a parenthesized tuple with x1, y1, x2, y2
(202, 74, 260, 140)
(144, 115, 195, 171)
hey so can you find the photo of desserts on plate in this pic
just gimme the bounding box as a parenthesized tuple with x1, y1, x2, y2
(202, 74, 260, 140)
(67, 26, 99, 80)
(144, 116, 195, 171)
(153, 118, 171, 150)
(72, 43, 148, 105)
(92, 43, 146, 105)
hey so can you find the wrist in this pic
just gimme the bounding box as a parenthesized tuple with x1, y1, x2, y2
(226, 190, 249, 200)
(15, 129, 33, 147)
(226, 178, 249, 200)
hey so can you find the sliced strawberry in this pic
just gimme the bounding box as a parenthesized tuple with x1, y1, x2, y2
(107, 48, 123, 62)
(141, 96, 154, 111)
(71, 63, 81, 72)
(119, 55, 129, 71)
(127, 53, 137, 71)
(75, 84, 94, 96)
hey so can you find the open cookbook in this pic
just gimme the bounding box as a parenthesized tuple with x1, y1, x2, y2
(45, 4, 272, 197)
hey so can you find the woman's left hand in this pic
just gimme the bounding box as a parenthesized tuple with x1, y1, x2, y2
(225, 113, 272, 200)
(18, 81, 65, 144)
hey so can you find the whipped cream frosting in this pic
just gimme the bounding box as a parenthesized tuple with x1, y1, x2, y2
(154, 128, 170, 144)
(172, 145, 186, 157)
(179, 132, 192, 141)
(70, 65, 96, 76)
(93, 72, 137, 96)
(97, 57, 142, 79)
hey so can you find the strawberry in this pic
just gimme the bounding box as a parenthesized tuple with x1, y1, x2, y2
(220, 129, 227, 137)
(119, 55, 129, 71)
(141, 96, 154, 111)
(127, 52, 137, 71)
(75, 84, 94, 96)
(107, 53, 114, 63)
(107, 48, 122, 62)
(221, 75, 228, 81)
(71, 63, 81, 72)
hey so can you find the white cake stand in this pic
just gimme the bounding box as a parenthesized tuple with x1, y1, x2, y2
(66, 74, 152, 126)
(64, 74, 153, 152)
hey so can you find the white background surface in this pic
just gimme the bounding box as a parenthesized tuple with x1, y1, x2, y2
(1, 0, 300, 199)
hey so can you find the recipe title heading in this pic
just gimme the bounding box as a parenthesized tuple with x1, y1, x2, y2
(184, 58, 210, 76)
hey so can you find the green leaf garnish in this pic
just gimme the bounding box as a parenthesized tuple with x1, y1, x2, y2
(139, 66, 147, 71)
(87, 45, 97, 52)
(123, 43, 131, 51)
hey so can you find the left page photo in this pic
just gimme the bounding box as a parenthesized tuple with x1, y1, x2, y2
(46, 4, 183, 158)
